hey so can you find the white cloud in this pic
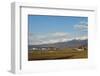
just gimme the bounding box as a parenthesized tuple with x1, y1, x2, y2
(75, 36, 88, 40)
(80, 21, 88, 25)
(51, 32, 68, 36)
(28, 32, 72, 45)
(74, 24, 88, 31)
(74, 20, 88, 32)
(28, 32, 87, 45)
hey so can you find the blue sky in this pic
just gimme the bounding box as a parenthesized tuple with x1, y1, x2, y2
(28, 15, 88, 45)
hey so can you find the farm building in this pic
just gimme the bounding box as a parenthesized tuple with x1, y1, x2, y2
(30, 47, 58, 51)
(75, 46, 87, 51)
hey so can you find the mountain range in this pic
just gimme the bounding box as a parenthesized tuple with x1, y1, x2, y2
(28, 39, 88, 50)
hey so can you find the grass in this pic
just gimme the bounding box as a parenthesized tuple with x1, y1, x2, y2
(28, 48, 88, 61)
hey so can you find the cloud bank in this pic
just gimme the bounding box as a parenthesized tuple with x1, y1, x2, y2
(28, 32, 87, 45)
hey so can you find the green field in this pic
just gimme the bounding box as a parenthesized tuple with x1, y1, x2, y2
(28, 48, 88, 61)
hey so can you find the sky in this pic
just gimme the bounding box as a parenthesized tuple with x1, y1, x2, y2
(28, 15, 88, 45)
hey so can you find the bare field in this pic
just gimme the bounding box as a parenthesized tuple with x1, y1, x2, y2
(28, 48, 88, 61)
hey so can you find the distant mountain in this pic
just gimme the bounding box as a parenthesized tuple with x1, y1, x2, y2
(28, 39, 88, 50)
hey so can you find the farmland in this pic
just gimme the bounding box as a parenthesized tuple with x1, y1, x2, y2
(28, 48, 88, 61)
